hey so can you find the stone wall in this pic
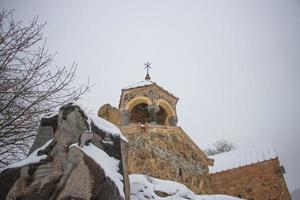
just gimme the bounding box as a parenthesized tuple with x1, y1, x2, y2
(119, 84, 178, 113)
(121, 123, 211, 194)
(210, 159, 291, 200)
(98, 104, 122, 126)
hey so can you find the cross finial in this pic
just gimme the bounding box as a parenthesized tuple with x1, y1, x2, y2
(144, 62, 151, 80)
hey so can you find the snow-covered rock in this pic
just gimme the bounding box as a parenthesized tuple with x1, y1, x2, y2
(0, 103, 129, 200)
(6, 139, 53, 169)
(130, 174, 243, 200)
(90, 115, 127, 142)
(71, 143, 125, 198)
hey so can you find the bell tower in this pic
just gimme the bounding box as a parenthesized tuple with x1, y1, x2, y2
(99, 63, 211, 194)
(118, 67, 178, 127)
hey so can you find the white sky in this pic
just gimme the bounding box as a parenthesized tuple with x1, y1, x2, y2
(2, 0, 300, 192)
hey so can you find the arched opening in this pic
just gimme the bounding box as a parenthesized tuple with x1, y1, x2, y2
(125, 96, 151, 111)
(156, 106, 167, 125)
(156, 99, 176, 126)
(130, 103, 150, 124)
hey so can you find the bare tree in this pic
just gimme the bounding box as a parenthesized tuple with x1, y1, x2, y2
(204, 140, 236, 156)
(0, 9, 91, 168)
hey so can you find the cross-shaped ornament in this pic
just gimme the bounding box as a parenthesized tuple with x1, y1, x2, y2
(144, 62, 151, 80)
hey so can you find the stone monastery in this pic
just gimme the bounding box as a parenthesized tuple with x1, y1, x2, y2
(0, 66, 291, 200)
(98, 69, 291, 200)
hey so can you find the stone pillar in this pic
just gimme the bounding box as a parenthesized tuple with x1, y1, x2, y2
(168, 116, 178, 127)
(121, 110, 131, 126)
(147, 104, 160, 124)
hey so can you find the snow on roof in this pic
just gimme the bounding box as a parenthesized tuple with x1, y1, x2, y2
(71, 143, 125, 198)
(121, 80, 178, 102)
(209, 143, 278, 174)
(130, 174, 243, 200)
(123, 80, 156, 90)
(5, 139, 53, 170)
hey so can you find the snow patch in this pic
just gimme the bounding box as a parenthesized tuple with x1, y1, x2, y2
(130, 174, 243, 200)
(71, 102, 128, 142)
(6, 139, 53, 169)
(90, 115, 128, 142)
(71, 143, 125, 198)
(195, 195, 244, 200)
(123, 80, 155, 90)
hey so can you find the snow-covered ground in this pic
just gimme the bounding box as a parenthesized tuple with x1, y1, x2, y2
(130, 174, 243, 200)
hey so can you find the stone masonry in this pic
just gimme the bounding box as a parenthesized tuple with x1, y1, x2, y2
(99, 79, 212, 194)
(210, 159, 291, 200)
(121, 123, 211, 194)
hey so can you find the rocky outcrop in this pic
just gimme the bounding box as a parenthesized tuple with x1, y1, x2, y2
(0, 103, 129, 200)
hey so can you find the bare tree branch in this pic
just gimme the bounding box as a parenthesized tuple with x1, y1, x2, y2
(204, 140, 236, 156)
(0, 9, 92, 169)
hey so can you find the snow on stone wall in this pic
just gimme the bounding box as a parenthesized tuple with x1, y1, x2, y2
(130, 174, 243, 200)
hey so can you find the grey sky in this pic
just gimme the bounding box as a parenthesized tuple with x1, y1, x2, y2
(2, 0, 300, 192)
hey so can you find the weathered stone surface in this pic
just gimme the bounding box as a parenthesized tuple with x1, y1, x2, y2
(119, 84, 178, 126)
(119, 84, 178, 112)
(0, 167, 21, 200)
(121, 123, 211, 194)
(0, 104, 129, 200)
(28, 114, 59, 155)
(98, 104, 122, 126)
(210, 159, 291, 200)
(28, 126, 55, 155)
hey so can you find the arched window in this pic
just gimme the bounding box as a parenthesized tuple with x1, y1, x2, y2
(130, 103, 150, 124)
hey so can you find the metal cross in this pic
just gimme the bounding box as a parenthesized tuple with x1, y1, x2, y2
(144, 62, 151, 74)
(144, 62, 152, 80)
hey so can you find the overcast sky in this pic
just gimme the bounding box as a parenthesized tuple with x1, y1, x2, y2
(2, 0, 300, 192)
